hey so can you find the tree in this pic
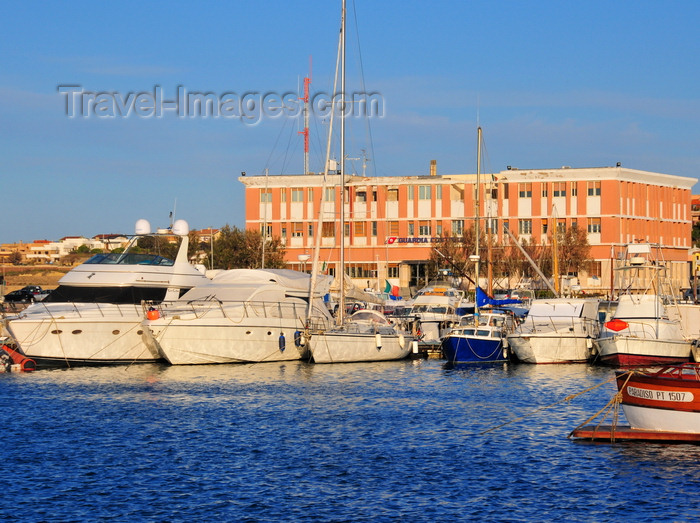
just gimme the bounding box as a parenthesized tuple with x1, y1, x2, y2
(556, 224, 591, 275)
(212, 225, 286, 269)
(9, 251, 22, 265)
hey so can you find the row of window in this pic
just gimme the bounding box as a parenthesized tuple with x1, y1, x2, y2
(267, 218, 604, 238)
(261, 181, 603, 203)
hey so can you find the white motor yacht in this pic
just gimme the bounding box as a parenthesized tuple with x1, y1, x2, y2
(143, 269, 334, 364)
(6, 219, 209, 367)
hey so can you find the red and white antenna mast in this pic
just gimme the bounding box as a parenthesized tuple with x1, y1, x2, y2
(299, 56, 312, 174)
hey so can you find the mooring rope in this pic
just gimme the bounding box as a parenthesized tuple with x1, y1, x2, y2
(480, 371, 633, 435)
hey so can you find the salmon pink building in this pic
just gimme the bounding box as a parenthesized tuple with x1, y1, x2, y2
(240, 165, 696, 295)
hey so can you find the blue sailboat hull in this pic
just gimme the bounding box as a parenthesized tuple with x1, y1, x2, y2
(440, 335, 507, 364)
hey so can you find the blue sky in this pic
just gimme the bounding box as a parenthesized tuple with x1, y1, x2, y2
(2, 0, 699, 243)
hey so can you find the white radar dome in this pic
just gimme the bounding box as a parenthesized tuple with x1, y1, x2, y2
(134, 219, 151, 235)
(172, 219, 189, 236)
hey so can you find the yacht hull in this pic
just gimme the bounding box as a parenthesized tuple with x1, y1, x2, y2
(598, 336, 691, 366)
(7, 304, 161, 367)
(508, 335, 595, 364)
(145, 319, 310, 364)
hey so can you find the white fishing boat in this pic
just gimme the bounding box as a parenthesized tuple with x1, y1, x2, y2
(6, 219, 209, 367)
(308, 0, 413, 364)
(507, 298, 601, 364)
(597, 243, 692, 367)
(143, 269, 334, 364)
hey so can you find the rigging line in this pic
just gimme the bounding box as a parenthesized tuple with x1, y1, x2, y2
(350, 0, 377, 177)
(480, 372, 625, 435)
(262, 113, 293, 173)
(279, 111, 301, 175)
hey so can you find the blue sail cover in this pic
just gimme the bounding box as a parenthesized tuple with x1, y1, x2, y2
(476, 287, 522, 308)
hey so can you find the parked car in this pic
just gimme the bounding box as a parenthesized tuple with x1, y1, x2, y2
(3, 289, 37, 303)
(682, 288, 700, 302)
(19, 285, 50, 301)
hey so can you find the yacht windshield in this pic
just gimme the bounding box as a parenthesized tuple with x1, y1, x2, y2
(85, 253, 175, 266)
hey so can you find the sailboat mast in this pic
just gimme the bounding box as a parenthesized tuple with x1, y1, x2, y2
(474, 126, 482, 320)
(338, 0, 346, 326)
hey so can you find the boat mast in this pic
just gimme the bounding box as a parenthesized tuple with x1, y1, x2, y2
(474, 126, 482, 323)
(338, 0, 346, 326)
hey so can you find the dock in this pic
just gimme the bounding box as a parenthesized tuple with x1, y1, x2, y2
(409, 340, 443, 359)
(570, 425, 700, 443)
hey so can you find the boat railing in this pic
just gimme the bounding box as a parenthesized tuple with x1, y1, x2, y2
(148, 298, 331, 326)
(25, 300, 143, 320)
(608, 319, 673, 340)
(520, 315, 599, 336)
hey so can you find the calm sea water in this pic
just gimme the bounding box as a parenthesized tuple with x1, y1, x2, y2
(2, 360, 698, 522)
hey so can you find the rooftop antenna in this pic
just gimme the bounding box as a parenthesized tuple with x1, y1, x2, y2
(169, 199, 177, 229)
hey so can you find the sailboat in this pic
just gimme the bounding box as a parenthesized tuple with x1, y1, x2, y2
(309, 0, 412, 364)
(440, 127, 516, 364)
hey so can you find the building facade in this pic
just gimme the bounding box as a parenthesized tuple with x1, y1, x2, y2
(240, 166, 696, 295)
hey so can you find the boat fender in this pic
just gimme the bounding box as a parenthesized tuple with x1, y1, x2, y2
(1, 345, 36, 372)
(0, 351, 10, 373)
(412, 340, 419, 354)
(502, 338, 509, 348)
(398, 334, 405, 349)
(586, 338, 593, 349)
(375, 333, 382, 350)
(278, 333, 286, 351)
(147, 307, 160, 320)
(294, 330, 304, 347)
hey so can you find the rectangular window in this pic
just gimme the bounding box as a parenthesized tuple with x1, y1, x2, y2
(324, 187, 336, 202)
(388, 221, 399, 235)
(542, 218, 548, 235)
(587, 218, 601, 233)
(419, 220, 431, 236)
(354, 222, 366, 236)
(308, 188, 314, 201)
(344, 222, 350, 238)
(419, 185, 431, 200)
(436, 223, 443, 235)
(452, 220, 464, 236)
(387, 188, 399, 201)
(281, 190, 287, 203)
(322, 222, 335, 237)
(588, 181, 601, 196)
(408, 186, 415, 200)
(308, 224, 313, 237)
(408, 222, 415, 236)
(387, 265, 399, 278)
(355, 190, 367, 202)
(260, 190, 272, 203)
(542, 184, 548, 198)
(281, 227, 287, 238)
(292, 189, 304, 202)
(436, 185, 443, 199)
(519, 183, 532, 198)
(260, 224, 272, 237)
(372, 222, 377, 236)
(292, 222, 303, 237)
(503, 184, 510, 199)
(553, 182, 566, 197)
(571, 183, 578, 197)
(556, 220, 566, 233)
(518, 219, 532, 235)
